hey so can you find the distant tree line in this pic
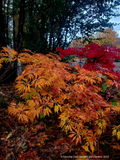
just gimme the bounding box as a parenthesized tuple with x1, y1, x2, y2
(70, 28, 120, 48)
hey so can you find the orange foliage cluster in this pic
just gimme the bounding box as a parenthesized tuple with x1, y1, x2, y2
(1, 47, 120, 154)
(0, 47, 18, 69)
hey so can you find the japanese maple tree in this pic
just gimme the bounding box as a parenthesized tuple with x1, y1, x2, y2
(57, 43, 120, 80)
(1, 46, 120, 157)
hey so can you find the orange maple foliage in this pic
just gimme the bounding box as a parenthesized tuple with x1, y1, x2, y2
(1, 47, 120, 155)
(0, 47, 18, 69)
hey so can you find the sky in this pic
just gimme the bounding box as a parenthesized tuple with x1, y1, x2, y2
(110, 17, 120, 37)
(110, 7, 120, 37)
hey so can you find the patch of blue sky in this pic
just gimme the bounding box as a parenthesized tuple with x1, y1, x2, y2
(110, 7, 120, 37)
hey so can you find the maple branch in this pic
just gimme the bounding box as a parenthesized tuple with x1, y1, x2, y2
(1, 64, 24, 70)
(1, 65, 19, 69)
(0, 91, 5, 96)
(0, 67, 17, 83)
(0, 63, 11, 83)
(88, 113, 117, 124)
(17, 39, 23, 54)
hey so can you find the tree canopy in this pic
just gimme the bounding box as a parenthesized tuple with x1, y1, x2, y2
(70, 28, 119, 48)
(1, 0, 120, 53)
(92, 28, 119, 47)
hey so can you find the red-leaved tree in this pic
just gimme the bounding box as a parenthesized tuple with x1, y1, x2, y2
(57, 43, 120, 80)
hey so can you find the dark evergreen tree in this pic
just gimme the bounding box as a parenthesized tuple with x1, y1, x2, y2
(1, 0, 120, 53)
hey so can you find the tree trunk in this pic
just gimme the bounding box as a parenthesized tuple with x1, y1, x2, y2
(17, 0, 25, 53)
(0, 0, 6, 49)
(6, 0, 10, 45)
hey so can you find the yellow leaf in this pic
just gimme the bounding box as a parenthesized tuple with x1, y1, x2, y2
(112, 127, 117, 137)
(54, 104, 61, 113)
(6, 130, 15, 140)
(90, 142, 94, 153)
(76, 157, 89, 160)
(97, 129, 102, 135)
(43, 107, 52, 116)
(82, 145, 90, 153)
(27, 100, 35, 107)
(112, 143, 120, 150)
(117, 131, 120, 140)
